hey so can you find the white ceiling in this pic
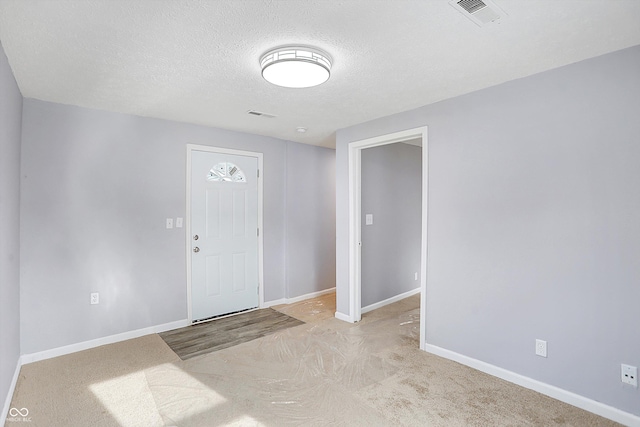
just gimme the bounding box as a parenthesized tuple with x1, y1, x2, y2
(1, 1, 639, 149)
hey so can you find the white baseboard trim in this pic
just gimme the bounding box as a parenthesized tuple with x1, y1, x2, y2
(263, 287, 336, 308)
(361, 287, 420, 314)
(1, 355, 23, 426)
(334, 311, 354, 323)
(21, 319, 190, 365)
(425, 344, 640, 427)
(262, 298, 286, 308)
(21, 288, 337, 366)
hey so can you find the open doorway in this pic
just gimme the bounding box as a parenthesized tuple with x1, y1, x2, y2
(347, 126, 428, 350)
(361, 138, 422, 311)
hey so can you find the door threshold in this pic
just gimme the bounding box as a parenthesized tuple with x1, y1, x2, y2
(192, 306, 259, 325)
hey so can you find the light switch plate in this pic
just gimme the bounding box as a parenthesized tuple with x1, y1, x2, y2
(176, 217, 183, 228)
(166, 218, 173, 229)
(365, 214, 373, 225)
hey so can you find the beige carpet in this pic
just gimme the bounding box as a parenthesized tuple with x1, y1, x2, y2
(7, 293, 620, 426)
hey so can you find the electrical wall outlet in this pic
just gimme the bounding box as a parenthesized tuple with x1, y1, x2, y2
(535, 339, 547, 357)
(90, 292, 99, 305)
(621, 364, 638, 387)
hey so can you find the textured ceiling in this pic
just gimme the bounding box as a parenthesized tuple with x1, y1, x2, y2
(1, 0, 639, 148)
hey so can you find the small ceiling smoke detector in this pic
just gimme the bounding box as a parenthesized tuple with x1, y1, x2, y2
(449, 0, 507, 27)
(296, 127, 307, 133)
(260, 46, 332, 88)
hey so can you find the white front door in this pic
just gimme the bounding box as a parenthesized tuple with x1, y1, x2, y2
(190, 150, 259, 321)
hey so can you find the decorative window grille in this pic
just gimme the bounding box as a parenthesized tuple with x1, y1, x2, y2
(207, 162, 246, 183)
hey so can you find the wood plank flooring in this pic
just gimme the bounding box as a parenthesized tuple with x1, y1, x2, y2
(159, 308, 304, 360)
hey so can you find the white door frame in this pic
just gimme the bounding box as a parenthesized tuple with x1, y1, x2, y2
(186, 144, 264, 322)
(347, 126, 428, 350)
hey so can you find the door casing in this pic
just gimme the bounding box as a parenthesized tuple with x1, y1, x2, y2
(186, 144, 264, 322)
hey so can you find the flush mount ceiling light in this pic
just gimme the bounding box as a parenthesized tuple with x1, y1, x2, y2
(260, 46, 332, 88)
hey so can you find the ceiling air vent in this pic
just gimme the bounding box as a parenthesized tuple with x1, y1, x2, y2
(247, 110, 276, 118)
(449, 0, 506, 27)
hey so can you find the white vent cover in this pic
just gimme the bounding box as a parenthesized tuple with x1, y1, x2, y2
(449, 0, 507, 27)
(247, 110, 276, 118)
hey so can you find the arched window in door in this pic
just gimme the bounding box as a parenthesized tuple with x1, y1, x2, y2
(207, 162, 247, 183)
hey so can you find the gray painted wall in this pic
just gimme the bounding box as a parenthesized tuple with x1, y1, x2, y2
(361, 143, 421, 307)
(20, 99, 335, 354)
(0, 42, 22, 411)
(285, 142, 336, 298)
(336, 45, 640, 415)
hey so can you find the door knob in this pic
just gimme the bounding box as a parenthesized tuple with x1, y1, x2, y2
(193, 235, 199, 240)
(193, 247, 200, 253)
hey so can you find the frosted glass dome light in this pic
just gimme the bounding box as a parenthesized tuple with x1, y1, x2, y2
(260, 46, 332, 88)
